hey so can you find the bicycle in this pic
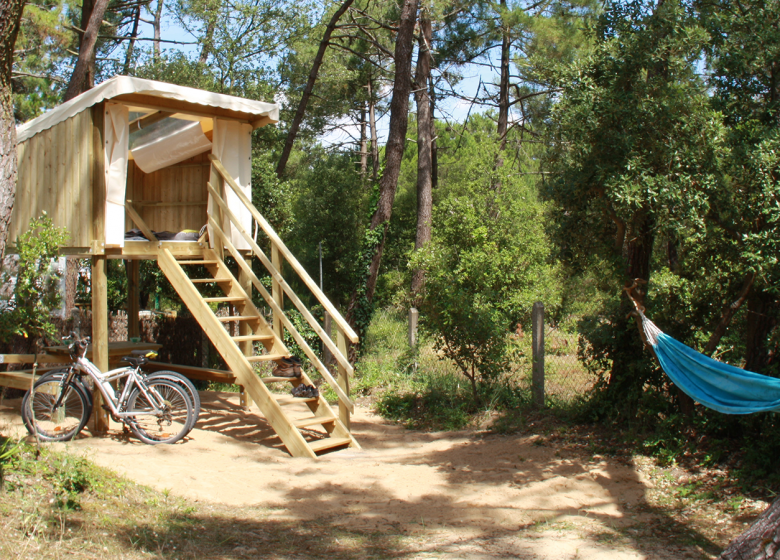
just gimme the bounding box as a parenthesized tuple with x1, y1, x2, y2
(22, 335, 199, 445)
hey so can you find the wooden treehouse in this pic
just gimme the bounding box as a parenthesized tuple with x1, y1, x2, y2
(6, 76, 359, 458)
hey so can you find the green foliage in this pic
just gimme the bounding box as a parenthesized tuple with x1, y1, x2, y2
(410, 139, 560, 403)
(285, 149, 369, 308)
(12, 0, 71, 122)
(0, 214, 68, 342)
(2, 440, 114, 511)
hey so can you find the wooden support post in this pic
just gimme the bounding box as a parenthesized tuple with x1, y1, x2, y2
(91, 255, 110, 433)
(322, 311, 333, 368)
(209, 162, 226, 261)
(90, 103, 109, 433)
(532, 301, 545, 408)
(126, 260, 140, 340)
(239, 260, 253, 409)
(337, 327, 350, 430)
(271, 244, 284, 340)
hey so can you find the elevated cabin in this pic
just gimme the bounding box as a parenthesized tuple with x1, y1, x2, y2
(8, 76, 359, 457)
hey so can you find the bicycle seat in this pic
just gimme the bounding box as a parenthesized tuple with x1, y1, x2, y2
(121, 350, 158, 368)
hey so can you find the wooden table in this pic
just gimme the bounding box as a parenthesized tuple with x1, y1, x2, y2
(44, 341, 163, 361)
(0, 341, 163, 390)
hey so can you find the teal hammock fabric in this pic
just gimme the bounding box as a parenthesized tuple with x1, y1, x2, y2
(640, 313, 780, 414)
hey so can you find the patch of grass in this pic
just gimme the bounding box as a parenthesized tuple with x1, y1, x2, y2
(0, 439, 414, 559)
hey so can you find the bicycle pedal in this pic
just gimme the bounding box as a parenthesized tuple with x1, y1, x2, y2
(101, 405, 120, 423)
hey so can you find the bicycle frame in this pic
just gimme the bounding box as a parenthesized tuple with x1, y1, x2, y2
(73, 357, 166, 419)
(52, 341, 168, 420)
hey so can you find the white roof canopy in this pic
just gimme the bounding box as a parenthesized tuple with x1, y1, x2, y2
(16, 75, 279, 143)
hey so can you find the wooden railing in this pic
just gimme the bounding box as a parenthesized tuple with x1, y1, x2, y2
(207, 155, 357, 416)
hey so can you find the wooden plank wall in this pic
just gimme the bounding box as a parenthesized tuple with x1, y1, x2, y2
(126, 152, 210, 235)
(11, 110, 93, 247)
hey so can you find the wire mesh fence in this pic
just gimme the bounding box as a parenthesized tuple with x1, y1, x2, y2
(361, 307, 600, 405)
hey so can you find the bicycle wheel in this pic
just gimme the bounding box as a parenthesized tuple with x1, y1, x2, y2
(34, 370, 94, 410)
(144, 371, 200, 432)
(126, 379, 193, 444)
(21, 378, 91, 441)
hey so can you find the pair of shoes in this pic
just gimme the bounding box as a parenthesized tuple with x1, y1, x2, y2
(291, 384, 319, 399)
(273, 356, 302, 378)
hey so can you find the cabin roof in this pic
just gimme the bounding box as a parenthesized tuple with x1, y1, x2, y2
(16, 76, 279, 143)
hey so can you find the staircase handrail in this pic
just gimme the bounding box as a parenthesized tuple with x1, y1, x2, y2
(206, 181, 354, 378)
(207, 215, 354, 413)
(208, 154, 359, 344)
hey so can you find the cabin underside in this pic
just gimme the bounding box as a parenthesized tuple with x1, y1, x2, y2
(6, 149, 360, 459)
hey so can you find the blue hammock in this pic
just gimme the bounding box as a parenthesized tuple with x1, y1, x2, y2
(640, 313, 780, 414)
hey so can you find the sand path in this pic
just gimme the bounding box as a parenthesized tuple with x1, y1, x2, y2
(1, 391, 710, 559)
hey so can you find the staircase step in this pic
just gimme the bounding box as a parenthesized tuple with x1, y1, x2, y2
(177, 259, 219, 265)
(275, 395, 318, 406)
(232, 334, 274, 342)
(294, 417, 336, 429)
(308, 437, 352, 453)
(246, 354, 285, 363)
(191, 278, 232, 284)
(217, 315, 260, 323)
(203, 296, 245, 303)
(262, 376, 299, 383)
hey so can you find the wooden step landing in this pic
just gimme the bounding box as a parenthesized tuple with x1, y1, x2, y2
(203, 296, 245, 303)
(275, 395, 318, 405)
(177, 259, 219, 265)
(294, 417, 336, 429)
(308, 437, 352, 453)
(217, 315, 260, 323)
(190, 278, 232, 284)
(246, 354, 285, 363)
(232, 334, 274, 342)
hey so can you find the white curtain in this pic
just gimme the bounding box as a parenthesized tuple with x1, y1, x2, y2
(209, 119, 252, 250)
(104, 103, 129, 247)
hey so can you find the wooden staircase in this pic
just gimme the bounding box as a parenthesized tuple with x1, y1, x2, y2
(154, 154, 361, 458)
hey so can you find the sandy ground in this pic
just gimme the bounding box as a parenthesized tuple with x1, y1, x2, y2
(1, 391, 713, 559)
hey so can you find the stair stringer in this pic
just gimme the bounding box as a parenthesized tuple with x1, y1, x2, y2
(157, 248, 317, 458)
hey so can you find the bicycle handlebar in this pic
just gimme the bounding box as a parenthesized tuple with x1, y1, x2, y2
(64, 332, 90, 357)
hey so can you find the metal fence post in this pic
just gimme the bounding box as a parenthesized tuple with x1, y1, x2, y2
(532, 301, 545, 408)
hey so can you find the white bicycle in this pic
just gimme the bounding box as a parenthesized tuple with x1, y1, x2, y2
(22, 334, 200, 445)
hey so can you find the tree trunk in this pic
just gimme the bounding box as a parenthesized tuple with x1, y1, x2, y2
(430, 77, 438, 190)
(0, 0, 25, 260)
(719, 496, 780, 559)
(496, 0, 510, 154)
(346, 0, 419, 334)
(64, 0, 110, 101)
(368, 77, 379, 183)
(609, 210, 656, 395)
(199, 11, 217, 64)
(411, 10, 433, 297)
(704, 272, 755, 355)
(745, 288, 779, 374)
(122, 5, 141, 74)
(359, 105, 368, 175)
(361, 0, 419, 302)
(275, 0, 355, 178)
(152, 0, 164, 61)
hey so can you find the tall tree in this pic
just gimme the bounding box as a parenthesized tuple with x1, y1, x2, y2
(275, 0, 355, 178)
(64, 0, 110, 100)
(411, 6, 433, 296)
(0, 0, 25, 259)
(698, 0, 780, 375)
(347, 0, 419, 333)
(545, 0, 722, 412)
